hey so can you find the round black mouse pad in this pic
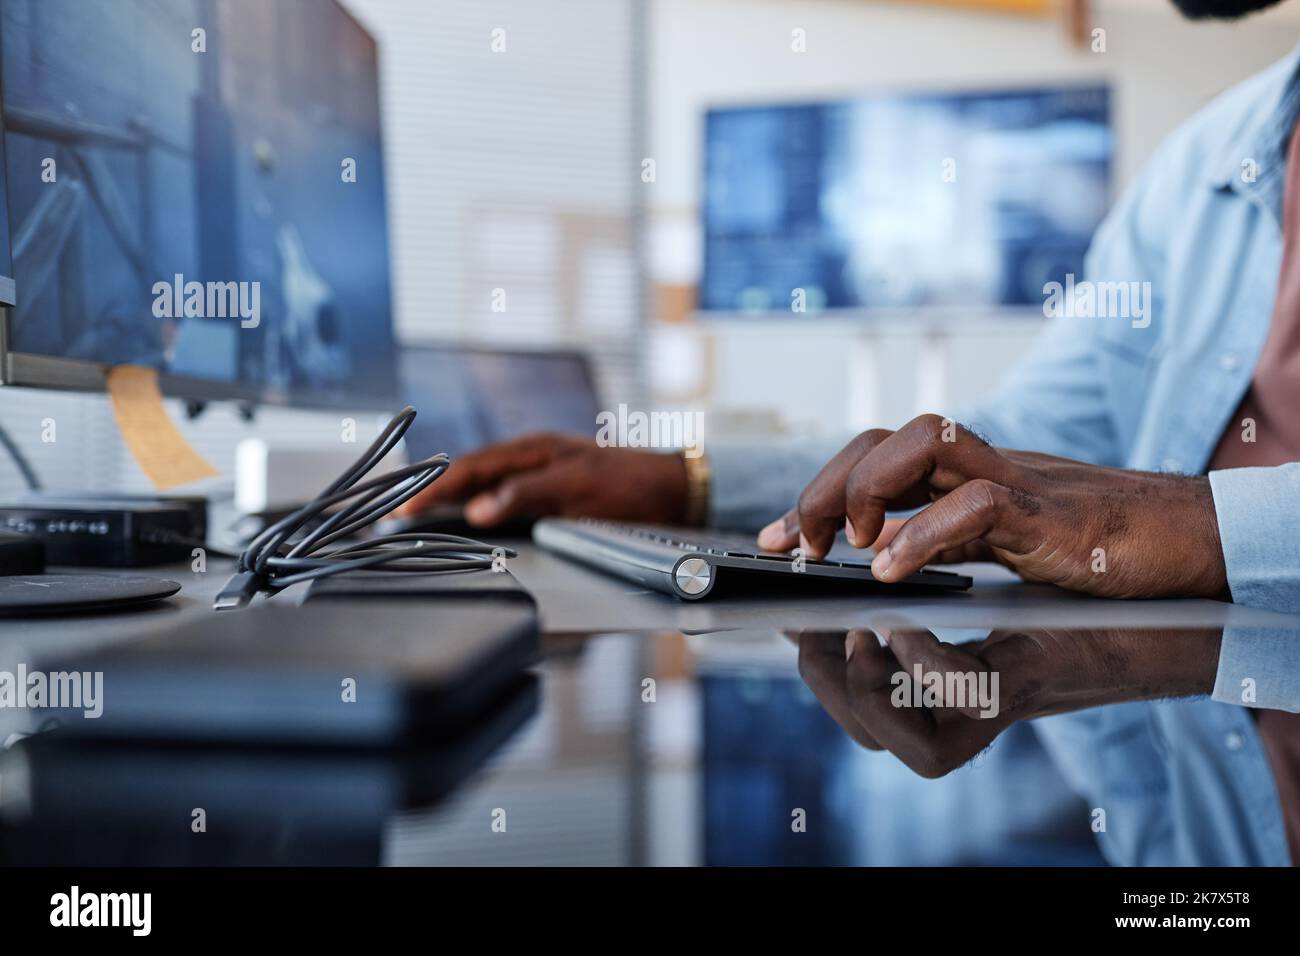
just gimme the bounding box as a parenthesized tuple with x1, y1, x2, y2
(0, 574, 181, 616)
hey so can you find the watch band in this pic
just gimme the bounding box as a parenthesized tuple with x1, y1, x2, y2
(681, 449, 711, 527)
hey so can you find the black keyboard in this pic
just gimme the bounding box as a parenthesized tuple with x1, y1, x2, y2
(532, 518, 973, 600)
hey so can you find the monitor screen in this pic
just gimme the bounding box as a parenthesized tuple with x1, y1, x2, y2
(700, 85, 1112, 314)
(399, 346, 602, 460)
(0, 0, 396, 407)
(0, 96, 12, 306)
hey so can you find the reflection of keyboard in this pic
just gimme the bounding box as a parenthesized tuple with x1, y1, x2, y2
(532, 518, 973, 601)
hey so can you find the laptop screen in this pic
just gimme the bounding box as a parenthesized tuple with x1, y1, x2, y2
(399, 345, 601, 460)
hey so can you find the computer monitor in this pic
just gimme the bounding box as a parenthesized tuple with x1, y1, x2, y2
(700, 84, 1112, 315)
(0, 99, 12, 308)
(398, 344, 602, 460)
(0, 0, 397, 408)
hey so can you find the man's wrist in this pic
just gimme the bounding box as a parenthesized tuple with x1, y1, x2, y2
(1187, 475, 1231, 600)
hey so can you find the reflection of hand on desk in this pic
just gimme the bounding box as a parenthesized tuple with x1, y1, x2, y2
(790, 626, 1222, 778)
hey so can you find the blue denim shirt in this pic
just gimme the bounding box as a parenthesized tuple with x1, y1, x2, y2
(708, 46, 1300, 865)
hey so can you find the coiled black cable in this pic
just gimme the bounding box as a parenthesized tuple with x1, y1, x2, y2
(214, 405, 514, 609)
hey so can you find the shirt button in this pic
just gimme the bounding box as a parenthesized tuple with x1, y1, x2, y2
(1219, 352, 1242, 372)
(1161, 457, 1182, 472)
(1225, 731, 1246, 752)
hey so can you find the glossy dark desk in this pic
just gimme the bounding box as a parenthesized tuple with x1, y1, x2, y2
(1, 542, 1295, 865)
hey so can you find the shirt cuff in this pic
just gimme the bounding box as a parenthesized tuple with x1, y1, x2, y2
(1208, 463, 1300, 614)
(706, 435, 847, 532)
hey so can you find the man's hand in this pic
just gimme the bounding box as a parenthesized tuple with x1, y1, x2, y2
(396, 433, 688, 527)
(759, 414, 1229, 599)
(792, 625, 1222, 778)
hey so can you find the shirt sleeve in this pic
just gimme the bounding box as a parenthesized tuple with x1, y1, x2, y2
(955, 313, 1121, 462)
(957, 154, 1170, 463)
(1208, 463, 1300, 615)
(706, 434, 849, 532)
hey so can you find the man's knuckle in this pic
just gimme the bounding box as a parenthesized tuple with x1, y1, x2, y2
(894, 521, 941, 565)
(844, 465, 874, 506)
(796, 486, 821, 518)
(850, 428, 891, 454)
(909, 413, 946, 439)
(966, 478, 1001, 515)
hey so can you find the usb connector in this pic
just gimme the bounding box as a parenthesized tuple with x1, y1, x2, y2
(213, 570, 264, 611)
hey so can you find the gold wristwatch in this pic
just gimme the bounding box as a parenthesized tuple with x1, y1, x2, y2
(681, 448, 711, 527)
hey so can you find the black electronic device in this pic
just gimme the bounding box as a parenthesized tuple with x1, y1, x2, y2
(34, 598, 538, 746)
(305, 563, 535, 604)
(533, 518, 973, 600)
(0, 673, 540, 866)
(0, 529, 43, 573)
(0, 495, 207, 567)
(377, 506, 538, 541)
(0, 573, 180, 615)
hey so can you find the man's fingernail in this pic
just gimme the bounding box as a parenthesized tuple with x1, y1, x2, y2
(845, 633, 858, 662)
(845, 518, 857, 547)
(872, 547, 893, 580)
(758, 519, 783, 549)
(465, 494, 499, 524)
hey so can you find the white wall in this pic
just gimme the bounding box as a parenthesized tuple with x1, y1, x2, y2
(345, 0, 644, 402)
(647, 0, 1300, 435)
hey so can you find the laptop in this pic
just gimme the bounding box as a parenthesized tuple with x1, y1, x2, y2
(387, 343, 603, 536)
(399, 343, 601, 457)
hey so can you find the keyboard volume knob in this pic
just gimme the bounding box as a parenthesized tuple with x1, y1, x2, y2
(673, 556, 713, 597)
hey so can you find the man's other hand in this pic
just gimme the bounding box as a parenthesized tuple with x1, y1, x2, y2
(396, 433, 688, 527)
(760, 414, 1229, 600)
